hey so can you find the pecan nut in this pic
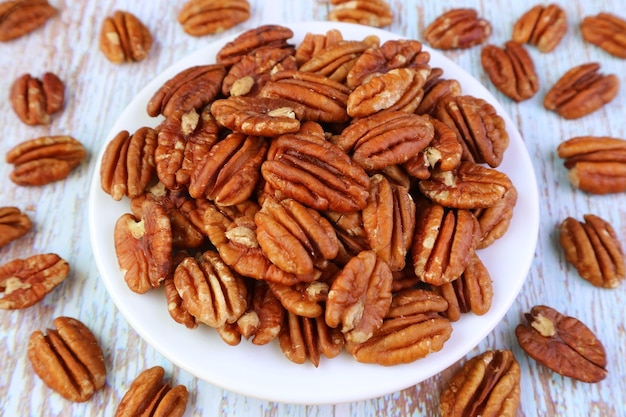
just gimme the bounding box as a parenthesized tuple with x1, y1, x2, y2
(481, 41, 539, 102)
(10, 72, 64, 125)
(333, 111, 434, 171)
(581, 12, 626, 59)
(416, 68, 462, 116)
(0, 206, 32, 247)
(0, 253, 68, 309)
(543, 62, 619, 120)
(439, 349, 521, 417)
(99, 10, 152, 63)
(424, 8, 491, 50)
(216, 24, 294, 67)
(295, 28, 345, 66)
(557, 136, 626, 194)
(279, 312, 344, 367)
(559, 214, 625, 289)
(240, 280, 284, 345)
(434, 95, 509, 167)
(147, 64, 226, 118)
(173, 250, 248, 327)
(516, 305, 608, 383)
(262, 124, 371, 212)
(0, 0, 56, 42)
(347, 67, 431, 118)
(27, 317, 106, 402)
(178, 0, 250, 37)
(346, 288, 452, 365)
(473, 185, 518, 249)
(411, 200, 481, 286)
(115, 366, 188, 417)
(512, 4, 567, 53)
(6, 135, 86, 186)
(327, 0, 393, 28)
(325, 250, 393, 344)
(114, 198, 172, 293)
(100, 127, 158, 200)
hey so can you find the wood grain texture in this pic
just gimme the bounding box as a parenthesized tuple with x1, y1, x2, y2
(1, 0, 625, 416)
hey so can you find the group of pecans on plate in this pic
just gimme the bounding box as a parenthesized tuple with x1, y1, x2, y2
(1, 0, 626, 416)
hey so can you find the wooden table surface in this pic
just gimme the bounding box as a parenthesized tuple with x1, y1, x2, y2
(2, 0, 625, 416)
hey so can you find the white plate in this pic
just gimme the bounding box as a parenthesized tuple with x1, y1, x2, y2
(89, 21, 539, 405)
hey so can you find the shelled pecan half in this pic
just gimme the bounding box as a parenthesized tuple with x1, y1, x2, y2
(516, 305, 608, 383)
(557, 136, 626, 194)
(10, 72, 64, 125)
(440, 349, 521, 417)
(99, 10, 153, 63)
(327, 0, 393, 28)
(114, 366, 188, 417)
(416, 68, 462, 116)
(28, 317, 106, 402)
(581, 12, 626, 58)
(424, 8, 491, 50)
(216, 24, 294, 67)
(0, 206, 32, 248)
(543, 62, 619, 120)
(178, 0, 250, 36)
(559, 214, 625, 288)
(512, 4, 567, 52)
(0, 253, 68, 310)
(0, 0, 57, 41)
(481, 41, 539, 102)
(279, 312, 344, 367)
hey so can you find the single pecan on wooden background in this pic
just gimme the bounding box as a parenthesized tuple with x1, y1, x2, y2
(0, 206, 32, 248)
(327, 0, 393, 28)
(543, 62, 619, 119)
(10, 72, 65, 125)
(99, 10, 153, 63)
(559, 214, 625, 288)
(481, 41, 539, 102)
(0, 0, 56, 42)
(581, 12, 626, 58)
(424, 8, 491, 50)
(516, 305, 608, 383)
(512, 4, 567, 53)
(178, 0, 250, 36)
(557, 136, 626, 194)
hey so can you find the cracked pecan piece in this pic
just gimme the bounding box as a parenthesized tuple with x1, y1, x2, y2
(27, 317, 106, 402)
(333, 111, 434, 171)
(481, 41, 539, 102)
(403, 114, 462, 179)
(279, 312, 344, 367)
(260, 70, 351, 124)
(262, 124, 370, 212)
(189, 131, 268, 205)
(543, 62, 619, 120)
(424, 8, 491, 50)
(347, 288, 452, 365)
(147, 64, 226, 118)
(10, 72, 64, 125)
(581, 12, 626, 59)
(434, 95, 509, 167)
(178, 0, 250, 36)
(100, 127, 158, 201)
(559, 214, 625, 289)
(6, 135, 86, 186)
(0, 253, 68, 310)
(0, 206, 32, 247)
(557, 136, 626, 194)
(328, 0, 393, 28)
(347, 67, 431, 118)
(115, 366, 188, 417)
(155, 108, 220, 190)
(346, 38, 430, 89)
(512, 4, 567, 53)
(99, 10, 152, 63)
(211, 96, 305, 136)
(0, 0, 57, 41)
(216, 24, 294, 67)
(238, 280, 284, 345)
(114, 198, 172, 293)
(268, 279, 330, 318)
(434, 253, 493, 321)
(325, 250, 393, 344)
(362, 174, 415, 271)
(440, 349, 521, 417)
(174, 250, 248, 327)
(411, 200, 481, 286)
(419, 161, 513, 210)
(516, 305, 607, 383)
